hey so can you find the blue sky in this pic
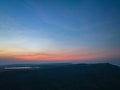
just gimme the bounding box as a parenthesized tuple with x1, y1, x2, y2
(0, 0, 120, 65)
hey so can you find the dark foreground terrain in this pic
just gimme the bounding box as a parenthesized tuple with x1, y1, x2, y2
(0, 63, 120, 90)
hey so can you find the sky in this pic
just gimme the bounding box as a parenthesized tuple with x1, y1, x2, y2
(0, 0, 120, 65)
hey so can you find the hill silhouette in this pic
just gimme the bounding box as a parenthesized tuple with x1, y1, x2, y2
(0, 63, 120, 90)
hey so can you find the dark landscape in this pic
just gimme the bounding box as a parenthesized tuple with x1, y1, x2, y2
(0, 63, 120, 90)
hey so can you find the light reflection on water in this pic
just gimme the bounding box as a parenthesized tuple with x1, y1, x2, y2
(4, 67, 40, 70)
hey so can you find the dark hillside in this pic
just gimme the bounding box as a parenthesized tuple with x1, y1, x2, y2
(0, 63, 120, 90)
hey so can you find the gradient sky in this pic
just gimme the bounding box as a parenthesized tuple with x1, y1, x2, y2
(0, 0, 120, 65)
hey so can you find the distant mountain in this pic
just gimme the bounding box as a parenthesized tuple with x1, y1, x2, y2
(0, 63, 120, 90)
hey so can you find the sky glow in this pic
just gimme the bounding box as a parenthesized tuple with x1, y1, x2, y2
(0, 0, 120, 65)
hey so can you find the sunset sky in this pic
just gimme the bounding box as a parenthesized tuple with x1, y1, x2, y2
(0, 0, 120, 65)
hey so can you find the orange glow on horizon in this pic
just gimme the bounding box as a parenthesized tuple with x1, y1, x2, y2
(0, 48, 120, 62)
